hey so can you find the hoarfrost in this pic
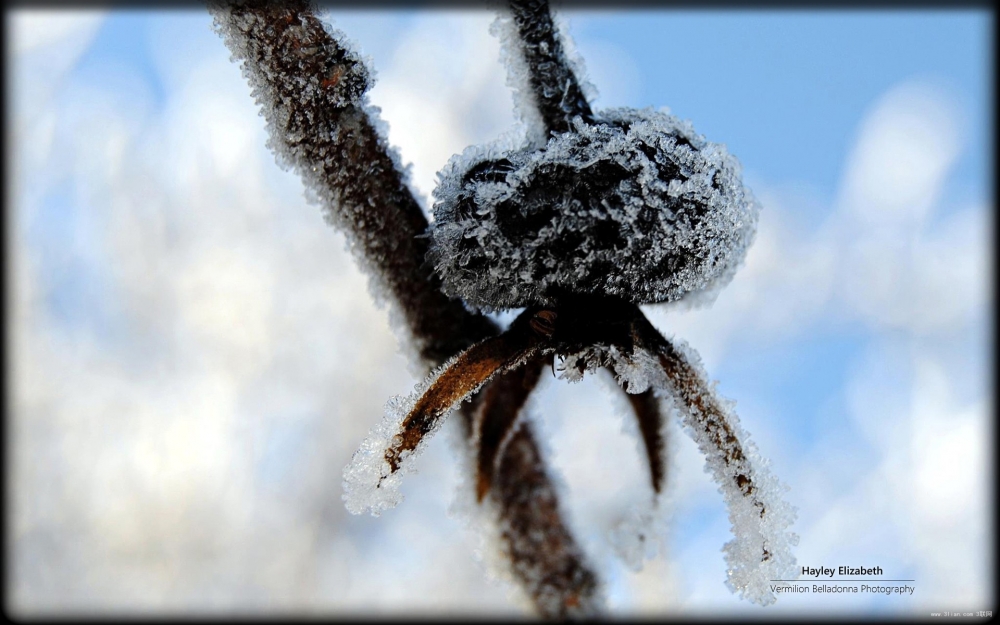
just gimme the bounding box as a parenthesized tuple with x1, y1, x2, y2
(660, 338, 798, 605)
(341, 396, 410, 517)
(608, 497, 670, 572)
(430, 107, 759, 311)
(551, 12, 598, 108)
(342, 358, 457, 516)
(491, 2, 596, 147)
(554, 345, 606, 382)
(608, 344, 662, 395)
(490, 12, 547, 148)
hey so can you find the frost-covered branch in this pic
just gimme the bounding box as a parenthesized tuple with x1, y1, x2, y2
(210, 0, 601, 617)
(493, 417, 602, 617)
(496, 0, 595, 140)
(209, 0, 492, 364)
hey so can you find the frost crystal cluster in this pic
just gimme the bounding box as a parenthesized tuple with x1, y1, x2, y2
(212, 0, 797, 618)
(432, 108, 759, 310)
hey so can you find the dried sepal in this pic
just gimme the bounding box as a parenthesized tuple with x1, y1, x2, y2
(384, 318, 551, 476)
(474, 355, 549, 502)
(619, 384, 667, 494)
(631, 316, 797, 605)
(209, 0, 493, 363)
(633, 319, 763, 511)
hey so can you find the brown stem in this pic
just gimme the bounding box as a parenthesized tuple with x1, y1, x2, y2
(495, 420, 602, 618)
(507, 0, 595, 135)
(385, 318, 549, 475)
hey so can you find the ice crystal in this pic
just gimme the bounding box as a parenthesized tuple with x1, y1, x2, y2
(341, 396, 410, 517)
(608, 498, 670, 572)
(430, 108, 759, 310)
(656, 338, 798, 605)
(215, 0, 795, 616)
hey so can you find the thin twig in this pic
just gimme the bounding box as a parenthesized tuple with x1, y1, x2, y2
(210, 1, 602, 616)
(507, 0, 595, 134)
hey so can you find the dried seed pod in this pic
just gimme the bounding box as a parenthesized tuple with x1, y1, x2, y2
(430, 108, 760, 310)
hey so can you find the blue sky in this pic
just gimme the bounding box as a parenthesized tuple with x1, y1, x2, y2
(9, 7, 992, 617)
(63, 9, 992, 198)
(568, 11, 990, 201)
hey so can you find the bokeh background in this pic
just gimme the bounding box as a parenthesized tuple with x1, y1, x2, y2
(7, 5, 993, 617)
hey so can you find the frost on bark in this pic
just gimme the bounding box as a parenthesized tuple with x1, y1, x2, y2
(209, 0, 491, 364)
(210, 0, 602, 617)
(212, 0, 796, 617)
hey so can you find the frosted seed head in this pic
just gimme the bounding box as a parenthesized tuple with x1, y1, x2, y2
(429, 108, 759, 310)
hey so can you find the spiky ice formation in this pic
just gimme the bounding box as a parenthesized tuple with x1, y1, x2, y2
(655, 338, 798, 605)
(210, 0, 495, 365)
(430, 108, 759, 310)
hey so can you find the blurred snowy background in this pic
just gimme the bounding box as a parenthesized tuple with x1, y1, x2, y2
(7, 6, 992, 617)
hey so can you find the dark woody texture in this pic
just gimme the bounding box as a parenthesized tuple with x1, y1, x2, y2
(209, 0, 604, 617)
(507, 0, 595, 134)
(211, 0, 792, 617)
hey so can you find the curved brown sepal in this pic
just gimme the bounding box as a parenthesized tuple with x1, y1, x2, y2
(384, 311, 553, 475)
(618, 383, 667, 494)
(631, 315, 770, 559)
(475, 355, 549, 502)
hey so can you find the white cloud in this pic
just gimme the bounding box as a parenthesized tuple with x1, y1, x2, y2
(8, 8, 990, 619)
(838, 81, 961, 228)
(366, 12, 514, 202)
(821, 81, 989, 333)
(10, 10, 105, 55)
